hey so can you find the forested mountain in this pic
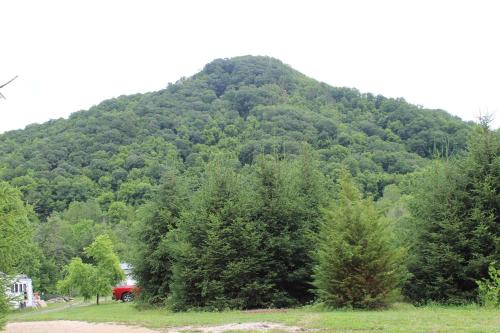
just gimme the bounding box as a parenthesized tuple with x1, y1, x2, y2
(0, 56, 471, 220)
(2, 56, 497, 311)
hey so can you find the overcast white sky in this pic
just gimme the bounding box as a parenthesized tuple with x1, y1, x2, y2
(1, 0, 499, 133)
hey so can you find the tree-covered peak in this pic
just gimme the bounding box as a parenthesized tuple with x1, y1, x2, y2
(0, 55, 472, 219)
(197, 55, 303, 96)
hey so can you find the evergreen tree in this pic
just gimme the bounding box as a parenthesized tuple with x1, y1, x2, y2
(406, 120, 500, 303)
(132, 171, 187, 305)
(251, 154, 325, 306)
(293, 146, 329, 233)
(314, 173, 405, 308)
(168, 158, 272, 310)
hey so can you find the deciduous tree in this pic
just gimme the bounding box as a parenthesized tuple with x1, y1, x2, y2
(58, 235, 124, 304)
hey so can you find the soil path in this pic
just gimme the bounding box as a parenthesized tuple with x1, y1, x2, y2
(5, 321, 158, 333)
(12, 301, 87, 319)
(168, 322, 306, 332)
(6, 321, 307, 332)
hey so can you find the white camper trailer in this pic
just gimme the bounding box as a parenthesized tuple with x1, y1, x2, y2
(5, 274, 35, 309)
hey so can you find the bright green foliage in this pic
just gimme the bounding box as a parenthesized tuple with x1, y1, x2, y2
(132, 171, 187, 305)
(36, 201, 118, 292)
(0, 276, 8, 329)
(57, 258, 96, 300)
(0, 182, 38, 274)
(58, 235, 124, 304)
(106, 201, 129, 225)
(476, 263, 500, 307)
(0, 182, 40, 328)
(33, 199, 135, 293)
(84, 234, 125, 304)
(406, 122, 500, 303)
(0, 186, 41, 282)
(314, 174, 406, 308)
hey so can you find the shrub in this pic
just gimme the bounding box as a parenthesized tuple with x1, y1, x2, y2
(476, 263, 500, 307)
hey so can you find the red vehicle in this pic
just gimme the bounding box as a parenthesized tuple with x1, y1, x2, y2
(112, 285, 139, 302)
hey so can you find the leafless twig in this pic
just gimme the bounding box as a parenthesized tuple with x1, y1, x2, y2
(0, 75, 19, 99)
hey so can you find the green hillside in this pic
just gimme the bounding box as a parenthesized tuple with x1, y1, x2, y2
(0, 56, 471, 220)
(2, 56, 498, 311)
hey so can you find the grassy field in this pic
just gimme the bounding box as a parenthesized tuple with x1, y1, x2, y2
(8, 301, 500, 332)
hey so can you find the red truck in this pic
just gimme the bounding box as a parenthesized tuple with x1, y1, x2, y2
(112, 285, 139, 302)
(113, 263, 140, 302)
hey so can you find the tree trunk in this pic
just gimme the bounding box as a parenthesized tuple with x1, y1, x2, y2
(97, 294, 100, 305)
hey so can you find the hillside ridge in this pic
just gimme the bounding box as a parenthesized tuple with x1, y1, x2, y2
(0, 55, 471, 219)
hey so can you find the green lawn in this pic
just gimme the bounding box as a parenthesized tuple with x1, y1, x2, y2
(8, 302, 500, 332)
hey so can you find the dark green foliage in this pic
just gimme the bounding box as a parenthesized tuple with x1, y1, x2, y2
(132, 171, 187, 305)
(0, 56, 470, 220)
(406, 121, 500, 303)
(250, 154, 326, 306)
(0, 56, 479, 309)
(314, 174, 406, 308)
(165, 151, 327, 310)
(168, 159, 273, 310)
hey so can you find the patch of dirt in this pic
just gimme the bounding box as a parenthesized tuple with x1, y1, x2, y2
(167, 322, 307, 333)
(6, 321, 309, 333)
(5, 321, 158, 333)
(242, 309, 289, 314)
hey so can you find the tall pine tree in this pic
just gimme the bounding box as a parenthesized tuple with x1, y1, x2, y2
(168, 158, 272, 310)
(132, 171, 187, 305)
(406, 120, 500, 303)
(252, 152, 325, 306)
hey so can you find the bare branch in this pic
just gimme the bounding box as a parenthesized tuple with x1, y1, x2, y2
(0, 75, 19, 89)
(0, 75, 19, 99)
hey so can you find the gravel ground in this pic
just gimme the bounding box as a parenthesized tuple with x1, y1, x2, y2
(6, 321, 306, 332)
(168, 322, 306, 332)
(5, 321, 158, 333)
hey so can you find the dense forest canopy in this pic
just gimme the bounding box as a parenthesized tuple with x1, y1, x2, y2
(0, 56, 471, 220)
(2, 56, 495, 311)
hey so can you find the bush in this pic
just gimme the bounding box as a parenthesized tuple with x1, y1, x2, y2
(476, 263, 500, 307)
